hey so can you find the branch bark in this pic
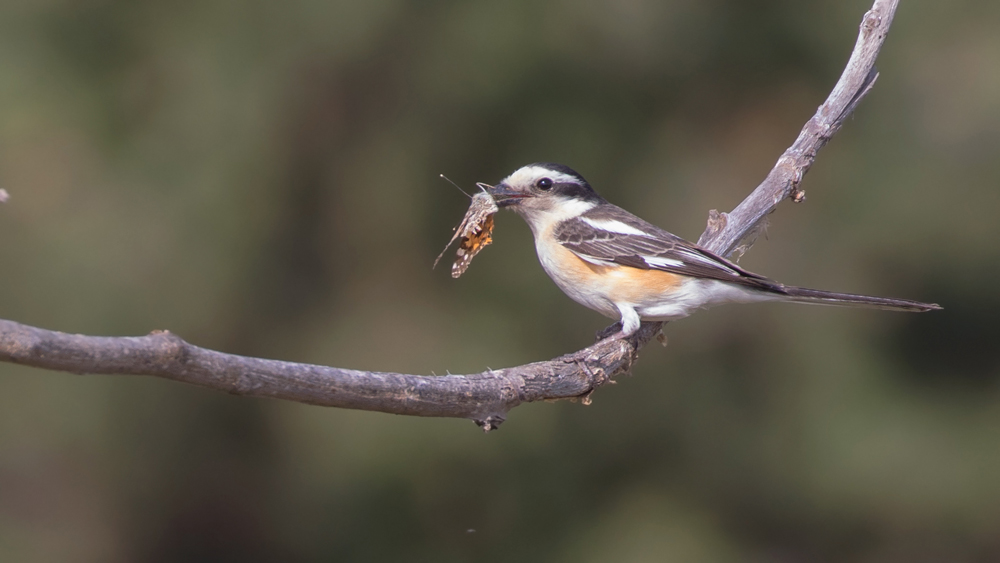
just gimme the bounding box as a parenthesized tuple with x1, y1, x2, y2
(0, 0, 899, 431)
(697, 0, 898, 257)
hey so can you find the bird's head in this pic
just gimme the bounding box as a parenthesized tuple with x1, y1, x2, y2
(487, 163, 604, 234)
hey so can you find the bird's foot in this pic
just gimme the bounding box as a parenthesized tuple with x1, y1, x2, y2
(656, 331, 668, 347)
(595, 322, 624, 342)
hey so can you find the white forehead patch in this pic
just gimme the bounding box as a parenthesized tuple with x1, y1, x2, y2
(503, 165, 581, 188)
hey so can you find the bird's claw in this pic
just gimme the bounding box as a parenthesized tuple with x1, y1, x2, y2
(595, 321, 624, 342)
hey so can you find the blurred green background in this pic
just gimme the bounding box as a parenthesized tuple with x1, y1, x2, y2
(1, 0, 998, 561)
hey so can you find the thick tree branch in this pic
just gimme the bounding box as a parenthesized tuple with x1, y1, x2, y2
(0, 320, 659, 430)
(0, 0, 899, 431)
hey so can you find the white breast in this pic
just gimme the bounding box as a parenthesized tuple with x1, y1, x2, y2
(534, 235, 621, 319)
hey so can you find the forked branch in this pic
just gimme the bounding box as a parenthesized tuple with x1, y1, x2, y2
(0, 0, 899, 431)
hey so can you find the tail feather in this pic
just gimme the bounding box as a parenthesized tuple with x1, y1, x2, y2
(779, 286, 941, 313)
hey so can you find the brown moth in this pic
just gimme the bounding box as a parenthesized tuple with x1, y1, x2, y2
(434, 185, 499, 278)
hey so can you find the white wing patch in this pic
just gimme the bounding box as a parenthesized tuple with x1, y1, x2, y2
(673, 247, 740, 273)
(643, 256, 685, 268)
(580, 217, 650, 236)
(574, 253, 615, 267)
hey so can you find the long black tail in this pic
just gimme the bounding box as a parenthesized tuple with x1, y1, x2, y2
(780, 286, 941, 312)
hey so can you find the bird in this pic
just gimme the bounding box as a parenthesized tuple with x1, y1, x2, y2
(486, 162, 940, 339)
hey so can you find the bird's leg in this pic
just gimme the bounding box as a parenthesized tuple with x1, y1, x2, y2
(594, 307, 640, 344)
(612, 305, 642, 339)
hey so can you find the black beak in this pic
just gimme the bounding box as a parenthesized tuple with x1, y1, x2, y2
(482, 182, 530, 208)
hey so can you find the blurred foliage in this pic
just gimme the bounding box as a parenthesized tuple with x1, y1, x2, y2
(1, 0, 999, 561)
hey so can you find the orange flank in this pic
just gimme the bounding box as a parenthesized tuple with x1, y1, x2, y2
(558, 249, 685, 297)
(600, 262, 684, 303)
(540, 239, 685, 317)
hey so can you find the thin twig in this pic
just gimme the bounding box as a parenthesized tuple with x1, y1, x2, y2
(0, 0, 900, 431)
(697, 0, 898, 256)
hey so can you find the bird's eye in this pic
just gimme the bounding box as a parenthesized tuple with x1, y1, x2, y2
(536, 178, 553, 190)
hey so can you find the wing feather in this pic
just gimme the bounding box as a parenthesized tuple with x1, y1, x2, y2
(554, 206, 784, 293)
